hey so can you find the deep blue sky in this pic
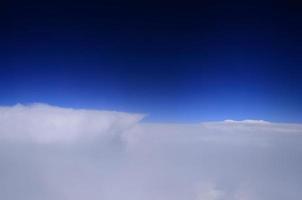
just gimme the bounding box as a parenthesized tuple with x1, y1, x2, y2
(2, 0, 302, 122)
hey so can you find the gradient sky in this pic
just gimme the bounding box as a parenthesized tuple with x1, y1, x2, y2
(2, 0, 302, 122)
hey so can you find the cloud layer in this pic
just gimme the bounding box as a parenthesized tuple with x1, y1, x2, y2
(0, 104, 302, 200)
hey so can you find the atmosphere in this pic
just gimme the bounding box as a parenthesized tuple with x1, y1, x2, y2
(2, 1, 302, 199)
(3, 0, 302, 122)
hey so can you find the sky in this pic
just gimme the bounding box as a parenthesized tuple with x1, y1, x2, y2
(2, 0, 302, 122)
(2, 2, 302, 199)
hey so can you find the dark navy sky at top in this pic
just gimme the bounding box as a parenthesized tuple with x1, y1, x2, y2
(2, 0, 302, 122)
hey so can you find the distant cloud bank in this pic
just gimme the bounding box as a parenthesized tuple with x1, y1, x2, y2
(0, 103, 302, 200)
(223, 119, 271, 124)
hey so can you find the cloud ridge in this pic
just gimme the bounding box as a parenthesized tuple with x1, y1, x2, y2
(0, 103, 144, 143)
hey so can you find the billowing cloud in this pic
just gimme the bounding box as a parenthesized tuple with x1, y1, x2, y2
(0, 104, 302, 200)
(0, 103, 144, 143)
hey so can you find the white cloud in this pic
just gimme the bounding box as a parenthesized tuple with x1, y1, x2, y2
(0, 103, 144, 143)
(223, 119, 271, 124)
(0, 104, 302, 200)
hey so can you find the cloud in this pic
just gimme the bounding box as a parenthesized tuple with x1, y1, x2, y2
(223, 119, 271, 124)
(0, 103, 144, 143)
(0, 104, 302, 200)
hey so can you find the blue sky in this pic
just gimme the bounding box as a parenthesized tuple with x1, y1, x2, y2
(2, 0, 302, 122)
(2, 2, 302, 199)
